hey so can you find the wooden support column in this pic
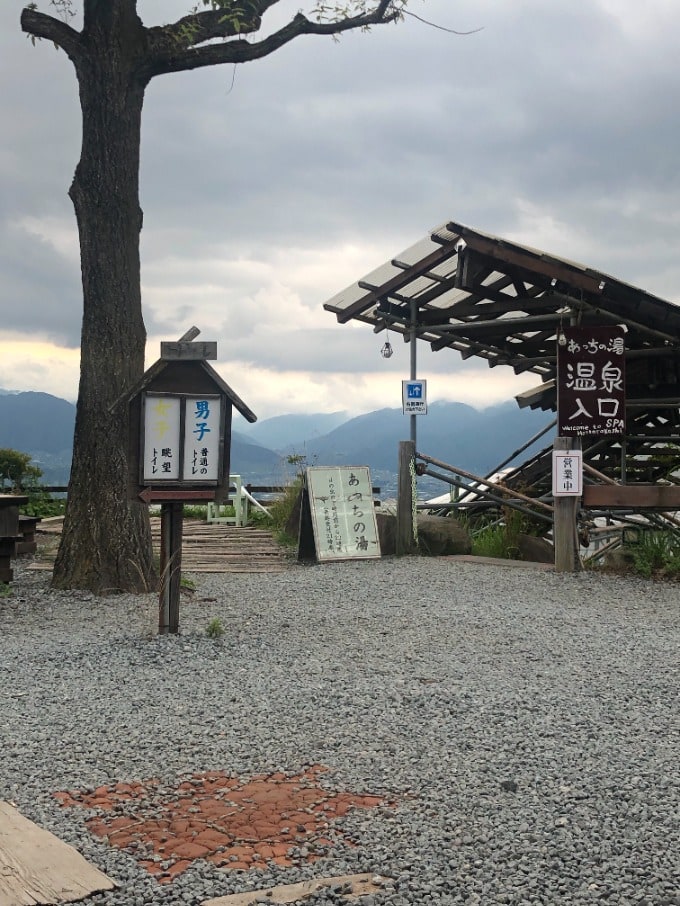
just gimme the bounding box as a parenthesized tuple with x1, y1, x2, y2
(396, 440, 418, 556)
(553, 436, 582, 573)
(159, 501, 184, 634)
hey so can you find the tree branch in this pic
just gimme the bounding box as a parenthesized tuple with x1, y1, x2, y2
(20, 5, 82, 60)
(147, 11, 253, 52)
(145, 1, 401, 78)
(147, 1, 281, 51)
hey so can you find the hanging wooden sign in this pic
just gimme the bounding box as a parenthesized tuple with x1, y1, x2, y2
(557, 325, 626, 436)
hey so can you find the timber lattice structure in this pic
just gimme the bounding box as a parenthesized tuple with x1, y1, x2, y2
(324, 219, 680, 537)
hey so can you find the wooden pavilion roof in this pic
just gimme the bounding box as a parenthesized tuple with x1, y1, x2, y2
(324, 219, 680, 413)
(324, 220, 680, 491)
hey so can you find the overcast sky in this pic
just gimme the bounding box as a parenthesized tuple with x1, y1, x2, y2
(2, 0, 679, 421)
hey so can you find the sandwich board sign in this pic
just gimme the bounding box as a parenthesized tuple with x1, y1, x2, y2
(302, 466, 381, 562)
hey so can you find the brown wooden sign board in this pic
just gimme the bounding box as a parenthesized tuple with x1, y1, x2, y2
(138, 488, 217, 503)
(557, 325, 626, 437)
(161, 341, 217, 360)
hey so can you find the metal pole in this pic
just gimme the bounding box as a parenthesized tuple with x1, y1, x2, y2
(482, 418, 557, 480)
(621, 438, 627, 483)
(410, 299, 417, 447)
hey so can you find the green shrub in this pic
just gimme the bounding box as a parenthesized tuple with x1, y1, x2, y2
(629, 531, 680, 579)
(0, 448, 65, 517)
(0, 448, 41, 489)
(22, 488, 66, 518)
(205, 617, 224, 638)
(183, 504, 209, 519)
(471, 523, 511, 559)
(266, 479, 303, 546)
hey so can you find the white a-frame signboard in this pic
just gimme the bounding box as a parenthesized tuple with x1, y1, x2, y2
(306, 466, 381, 562)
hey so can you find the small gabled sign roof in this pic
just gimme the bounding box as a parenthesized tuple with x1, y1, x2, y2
(118, 356, 257, 423)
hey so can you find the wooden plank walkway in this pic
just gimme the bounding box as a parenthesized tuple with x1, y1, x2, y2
(154, 520, 292, 574)
(29, 519, 292, 574)
(0, 802, 115, 906)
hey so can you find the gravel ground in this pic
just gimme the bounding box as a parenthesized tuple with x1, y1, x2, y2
(1, 555, 679, 906)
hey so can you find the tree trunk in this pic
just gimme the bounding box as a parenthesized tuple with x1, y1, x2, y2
(52, 10, 156, 593)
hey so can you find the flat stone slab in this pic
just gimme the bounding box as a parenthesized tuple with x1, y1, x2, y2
(0, 801, 115, 906)
(447, 554, 554, 570)
(203, 872, 385, 905)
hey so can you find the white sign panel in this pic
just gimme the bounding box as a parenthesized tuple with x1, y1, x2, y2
(307, 466, 381, 562)
(143, 395, 181, 480)
(552, 449, 583, 496)
(402, 379, 427, 414)
(182, 396, 222, 481)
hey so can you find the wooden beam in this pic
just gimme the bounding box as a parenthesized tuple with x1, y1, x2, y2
(583, 485, 680, 508)
(464, 235, 606, 296)
(139, 488, 217, 503)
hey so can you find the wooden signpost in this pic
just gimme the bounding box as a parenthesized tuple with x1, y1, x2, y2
(126, 329, 256, 633)
(554, 324, 626, 572)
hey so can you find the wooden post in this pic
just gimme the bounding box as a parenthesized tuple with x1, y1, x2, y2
(297, 480, 317, 563)
(159, 501, 184, 634)
(396, 440, 418, 556)
(553, 436, 582, 573)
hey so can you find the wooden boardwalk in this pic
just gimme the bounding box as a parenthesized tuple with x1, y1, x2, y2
(156, 519, 292, 574)
(30, 518, 293, 575)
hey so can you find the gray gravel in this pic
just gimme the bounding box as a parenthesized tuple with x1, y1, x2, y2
(1, 556, 679, 906)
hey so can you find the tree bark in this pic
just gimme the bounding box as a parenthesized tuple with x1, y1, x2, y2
(20, 0, 406, 593)
(52, 5, 156, 593)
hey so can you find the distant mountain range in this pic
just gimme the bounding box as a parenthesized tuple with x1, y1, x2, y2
(0, 390, 555, 494)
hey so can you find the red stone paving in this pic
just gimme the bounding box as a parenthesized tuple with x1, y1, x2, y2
(54, 766, 387, 885)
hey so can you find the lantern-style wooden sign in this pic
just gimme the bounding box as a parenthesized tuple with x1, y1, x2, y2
(126, 331, 256, 504)
(123, 328, 256, 634)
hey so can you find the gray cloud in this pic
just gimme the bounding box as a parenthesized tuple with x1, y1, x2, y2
(0, 219, 81, 344)
(2, 0, 680, 410)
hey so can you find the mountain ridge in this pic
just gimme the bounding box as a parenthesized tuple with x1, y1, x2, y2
(0, 391, 554, 489)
